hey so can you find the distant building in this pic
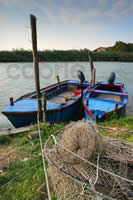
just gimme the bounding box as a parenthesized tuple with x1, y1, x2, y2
(93, 47, 111, 52)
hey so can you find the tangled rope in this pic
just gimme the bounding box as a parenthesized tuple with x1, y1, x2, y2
(44, 120, 133, 200)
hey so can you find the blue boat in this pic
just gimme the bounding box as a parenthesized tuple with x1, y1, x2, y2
(2, 80, 90, 128)
(83, 81, 128, 121)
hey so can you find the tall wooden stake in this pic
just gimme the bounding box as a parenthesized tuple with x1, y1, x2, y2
(42, 93, 47, 124)
(88, 51, 95, 86)
(30, 14, 42, 121)
(92, 68, 96, 86)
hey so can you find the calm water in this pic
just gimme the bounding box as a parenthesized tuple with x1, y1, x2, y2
(0, 62, 133, 130)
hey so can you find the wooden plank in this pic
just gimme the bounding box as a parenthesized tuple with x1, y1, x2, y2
(30, 14, 42, 121)
(0, 125, 33, 136)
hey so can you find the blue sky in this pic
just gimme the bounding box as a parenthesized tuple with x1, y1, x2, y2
(0, 0, 133, 50)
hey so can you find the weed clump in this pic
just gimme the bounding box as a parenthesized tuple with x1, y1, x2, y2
(0, 136, 11, 145)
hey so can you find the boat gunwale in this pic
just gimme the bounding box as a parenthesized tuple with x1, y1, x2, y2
(83, 81, 128, 120)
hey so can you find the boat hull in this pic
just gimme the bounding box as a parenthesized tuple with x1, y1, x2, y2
(3, 80, 89, 128)
(4, 100, 81, 128)
(84, 104, 126, 121)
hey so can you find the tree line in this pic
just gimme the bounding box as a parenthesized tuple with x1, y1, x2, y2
(0, 41, 133, 62)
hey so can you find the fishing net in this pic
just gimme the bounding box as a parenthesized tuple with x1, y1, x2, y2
(44, 120, 133, 200)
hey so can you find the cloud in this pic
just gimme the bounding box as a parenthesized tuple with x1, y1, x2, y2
(105, 0, 132, 17)
(97, 0, 108, 8)
(0, 0, 133, 50)
(122, 2, 133, 16)
(0, 0, 132, 27)
(33, 0, 133, 30)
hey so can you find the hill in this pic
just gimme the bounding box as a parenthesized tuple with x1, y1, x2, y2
(93, 41, 133, 53)
(110, 41, 133, 53)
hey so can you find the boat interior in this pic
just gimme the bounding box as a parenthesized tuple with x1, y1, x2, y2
(96, 84, 122, 93)
(23, 83, 87, 104)
(47, 84, 77, 104)
(90, 84, 123, 103)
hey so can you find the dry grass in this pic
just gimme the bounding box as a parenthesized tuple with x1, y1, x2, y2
(0, 145, 18, 167)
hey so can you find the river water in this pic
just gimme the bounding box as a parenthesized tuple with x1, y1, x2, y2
(0, 62, 133, 130)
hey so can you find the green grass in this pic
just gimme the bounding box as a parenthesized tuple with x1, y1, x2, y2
(0, 122, 65, 200)
(99, 116, 133, 142)
(100, 116, 133, 129)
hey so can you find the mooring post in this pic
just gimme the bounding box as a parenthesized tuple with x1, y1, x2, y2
(30, 14, 42, 121)
(42, 93, 47, 123)
(88, 51, 94, 86)
(92, 68, 96, 86)
(9, 97, 14, 105)
(57, 75, 60, 84)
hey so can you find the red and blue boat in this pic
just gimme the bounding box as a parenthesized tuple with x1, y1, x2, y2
(2, 80, 90, 128)
(83, 81, 128, 121)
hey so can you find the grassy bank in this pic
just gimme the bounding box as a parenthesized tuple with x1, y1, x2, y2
(100, 116, 133, 142)
(0, 123, 65, 200)
(0, 116, 133, 200)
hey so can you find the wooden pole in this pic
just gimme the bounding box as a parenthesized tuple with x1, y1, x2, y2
(42, 93, 47, 123)
(88, 51, 94, 86)
(92, 68, 96, 86)
(30, 14, 42, 121)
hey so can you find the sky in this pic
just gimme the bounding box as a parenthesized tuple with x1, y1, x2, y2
(0, 0, 133, 50)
